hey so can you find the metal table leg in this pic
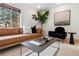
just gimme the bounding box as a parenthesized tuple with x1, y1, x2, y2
(58, 41, 60, 49)
(38, 53, 40, 56)
(25, 51, 34, 56)
(53, 41, 60, 56)
(20, 45, 22, 56)
(50, 41, 60, 56)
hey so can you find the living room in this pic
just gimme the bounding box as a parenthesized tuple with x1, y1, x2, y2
(0, 3, 79, 56)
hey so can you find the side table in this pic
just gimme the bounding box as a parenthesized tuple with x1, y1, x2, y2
(68, 32, 76, 45)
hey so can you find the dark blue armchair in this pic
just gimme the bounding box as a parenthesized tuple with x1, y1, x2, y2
(48, 27, 67, 40)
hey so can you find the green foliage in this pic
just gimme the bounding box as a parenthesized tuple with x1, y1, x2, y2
(32, 10, 49, 24)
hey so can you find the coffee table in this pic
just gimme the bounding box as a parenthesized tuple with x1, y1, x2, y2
(20, 37, 63, 56)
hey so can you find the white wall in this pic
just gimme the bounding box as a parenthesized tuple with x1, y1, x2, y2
(21, 7, 36, 28)
(45, 3, 79, 40)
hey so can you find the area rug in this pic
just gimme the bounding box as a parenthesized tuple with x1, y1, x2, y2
(0, 42, 79, 56)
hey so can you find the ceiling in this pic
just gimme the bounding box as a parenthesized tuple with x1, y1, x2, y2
(7, 3, 57, 10)
(26, 3, 57, 9)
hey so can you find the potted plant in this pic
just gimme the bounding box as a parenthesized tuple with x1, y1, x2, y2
(32, 10, 49, 28)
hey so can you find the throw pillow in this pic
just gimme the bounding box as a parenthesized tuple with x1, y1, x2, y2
(23, 26, 32, 34)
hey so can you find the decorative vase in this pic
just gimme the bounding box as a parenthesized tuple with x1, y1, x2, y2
(35, 20, 41, 29)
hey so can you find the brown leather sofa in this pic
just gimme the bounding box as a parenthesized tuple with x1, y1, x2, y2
(0, 28, 42, 50)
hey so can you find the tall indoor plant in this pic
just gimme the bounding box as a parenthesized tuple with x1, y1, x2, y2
(32, 10, 49, 28)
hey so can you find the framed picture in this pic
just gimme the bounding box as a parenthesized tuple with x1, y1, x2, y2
(54, 10, 71, 26)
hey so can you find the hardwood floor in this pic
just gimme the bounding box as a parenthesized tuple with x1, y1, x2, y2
(64, 38, 79, 45)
